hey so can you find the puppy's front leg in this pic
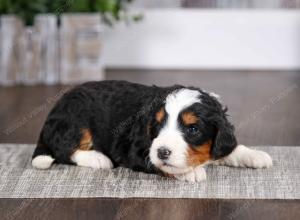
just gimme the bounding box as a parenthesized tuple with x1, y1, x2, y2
(214, 145, 273, 168)
(174, 165, 207, 182)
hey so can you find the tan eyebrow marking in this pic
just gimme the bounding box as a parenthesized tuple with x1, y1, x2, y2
(181, 111, 199, 125)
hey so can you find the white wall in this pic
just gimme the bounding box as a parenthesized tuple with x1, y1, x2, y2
(102, 9, 300, 70)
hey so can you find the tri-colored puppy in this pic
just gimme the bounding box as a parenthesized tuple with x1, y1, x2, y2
(32, 80, 272, 182)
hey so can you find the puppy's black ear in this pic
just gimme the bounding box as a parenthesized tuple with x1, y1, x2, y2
(212, 115, 237, 159)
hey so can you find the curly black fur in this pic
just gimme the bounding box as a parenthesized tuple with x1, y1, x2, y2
(32, 80, 237, 174)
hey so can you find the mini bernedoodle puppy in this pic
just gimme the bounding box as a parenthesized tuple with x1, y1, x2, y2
(32, 80, 272, 182)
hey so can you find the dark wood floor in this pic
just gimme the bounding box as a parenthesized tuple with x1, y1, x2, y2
(0, 198, 299, 220)
(1, 70, 299, 145)
(0, 70, 300, 220)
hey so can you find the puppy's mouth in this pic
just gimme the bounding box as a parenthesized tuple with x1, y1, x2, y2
(162, 162, 175, 167)
(157, 162, 192, 174)
(152, 160, 180, 171)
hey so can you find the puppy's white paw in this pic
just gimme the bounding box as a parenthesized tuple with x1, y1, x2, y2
(32, 155, 55, 169)
(242, 150, 273, 169)
(174, 166, 206, 182)
(71, 150, 113, 169)
(216, 145, 273, 169)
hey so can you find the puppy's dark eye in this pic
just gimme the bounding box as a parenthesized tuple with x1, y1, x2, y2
(187, 125, 199, 134)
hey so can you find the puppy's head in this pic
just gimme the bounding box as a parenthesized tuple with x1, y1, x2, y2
(149, 88, 237, 175)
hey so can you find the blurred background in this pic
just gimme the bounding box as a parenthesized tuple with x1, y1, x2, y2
(0, 0, 299, 146)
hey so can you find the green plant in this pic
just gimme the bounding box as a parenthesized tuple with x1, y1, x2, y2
(0, 0, 141, 26)
(0, 0, 48, 25)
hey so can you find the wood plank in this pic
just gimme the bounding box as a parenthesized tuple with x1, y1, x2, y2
(19, 27, 43, 85)
(60, 14, 105, 84)
(35, 15, 60, 85)
(0, 198, 299, 220)
(0, 16, 24, 85)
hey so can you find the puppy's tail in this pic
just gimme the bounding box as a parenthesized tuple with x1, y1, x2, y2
(32, 137, 55, 170)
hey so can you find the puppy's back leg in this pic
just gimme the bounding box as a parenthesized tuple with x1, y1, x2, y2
(214, 145, 273, 168)
(32, 125, 113, 170)
(69, 128, 113, 169)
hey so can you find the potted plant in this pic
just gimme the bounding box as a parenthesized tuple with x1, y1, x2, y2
(0, 0, 141, 26)
(0, 0, 141, 85)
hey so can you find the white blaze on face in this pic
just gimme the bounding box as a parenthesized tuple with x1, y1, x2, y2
(149, 89, 201, 174)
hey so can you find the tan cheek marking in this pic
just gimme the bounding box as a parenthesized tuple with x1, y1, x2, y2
(163, 173, 174, 178)
(182, 112, 199, 125)
(155, 108, 165, 123)
(187, 140, 212, 166)
(79, 128, 93, 150)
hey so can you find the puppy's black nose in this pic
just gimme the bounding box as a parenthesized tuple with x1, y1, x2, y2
(157, 147, 171, 160)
